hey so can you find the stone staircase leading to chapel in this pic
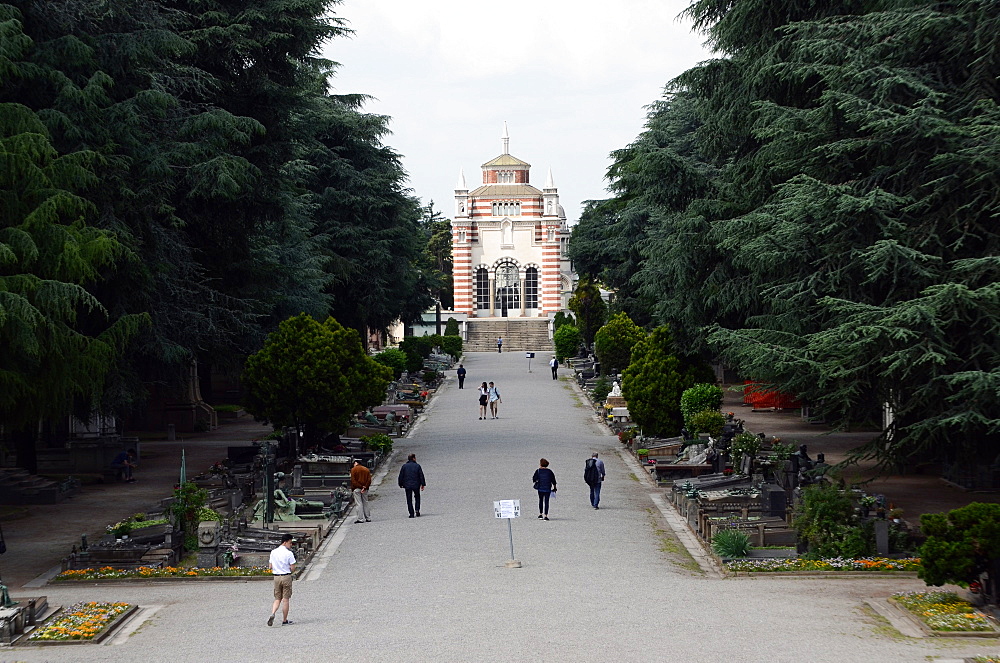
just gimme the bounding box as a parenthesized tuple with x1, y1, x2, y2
(465, 318, 552, 353)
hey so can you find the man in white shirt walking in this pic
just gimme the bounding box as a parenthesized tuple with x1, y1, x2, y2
(268, 533, 296, 626)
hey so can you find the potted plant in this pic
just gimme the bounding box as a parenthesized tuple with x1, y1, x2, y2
(859, 494, 877, 518)
(729, 432, 762, 473)
(636, 448, 649, 462)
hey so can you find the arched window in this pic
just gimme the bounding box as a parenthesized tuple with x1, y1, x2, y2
(495, 260, 520, 313)
(475, 268, 489, 310)
(525, 267, 538, 310)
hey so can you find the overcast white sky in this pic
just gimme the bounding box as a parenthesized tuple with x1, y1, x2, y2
(323, 1, 714, 223)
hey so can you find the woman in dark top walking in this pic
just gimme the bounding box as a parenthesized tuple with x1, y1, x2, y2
(532, 458, 557, 520)
(478, 382, 489, 420)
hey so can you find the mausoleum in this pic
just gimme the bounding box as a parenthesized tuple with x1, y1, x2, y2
(451, 125, 577, 318)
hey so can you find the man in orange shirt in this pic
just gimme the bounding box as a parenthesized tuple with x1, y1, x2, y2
(350, 459, 372, 523)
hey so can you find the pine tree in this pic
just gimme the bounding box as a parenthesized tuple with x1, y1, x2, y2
(242, 313, 392, 447)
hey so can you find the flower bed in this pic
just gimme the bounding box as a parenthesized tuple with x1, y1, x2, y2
(55, 565, 271, 581)
(892, 591, 993, 632)
(28, 601, 132, 642)
(726, 556, 921, 573)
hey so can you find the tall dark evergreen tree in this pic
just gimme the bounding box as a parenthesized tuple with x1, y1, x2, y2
(574, 0, 1000, 468)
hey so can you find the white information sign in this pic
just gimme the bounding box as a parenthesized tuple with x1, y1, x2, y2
(493, 500, 520, 519)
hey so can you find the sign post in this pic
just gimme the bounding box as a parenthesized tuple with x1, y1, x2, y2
(525, 352, 534, 373)
(493, 499, 522, 568)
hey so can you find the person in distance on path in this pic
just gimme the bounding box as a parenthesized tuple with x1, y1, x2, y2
(398, 453, 426, 518)
(549, 356, 559, 380)
(267, 533, 296, 626)
(532, 458, 557, 520)
(350, 459, 372, 523)
(497, 336, 503, 353)
(488, 381, 502, 419)
(478, 381, 489, 419)
(457, 363, 466, 389)
(584, 453, 606, 509)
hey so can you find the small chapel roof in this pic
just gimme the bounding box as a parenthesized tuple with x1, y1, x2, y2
(481, 153, 531, 168)
(469, 183, 542, 197)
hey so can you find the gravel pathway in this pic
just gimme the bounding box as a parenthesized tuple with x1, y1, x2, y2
(8, 352, 998, 662)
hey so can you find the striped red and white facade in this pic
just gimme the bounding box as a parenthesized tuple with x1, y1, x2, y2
(452, 127, 577, 317)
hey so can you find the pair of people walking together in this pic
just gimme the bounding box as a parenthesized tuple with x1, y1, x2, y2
(531, 453, 607, 519)
(478, 381, 502, 419)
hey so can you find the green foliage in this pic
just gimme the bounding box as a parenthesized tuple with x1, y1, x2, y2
(420, 202, 454, 309)
(712, 529, 751, 558)
(680, 383, 724, 430)
(361, 433, 393, 455)
(438, 334, 462, 359)
(621, 326, 712, 437)
(568, 278, 607, 346)
(422, 370, 441, 384)
(792, 484, 858, 558)
(553, 311, 576, 332)
(594, 312, 645, 374)
(0, 0, 434, 457)
(729, 433, 762, 462)
(769, 441, 797, 461)
(399, 336, 434, 373)
(0, 98, 146, 470)
(689, 410, 726, 437)
(590, 376, 612, 402)
(919, 503, 1000, 587)
(197, 507, 222, 523)
(242, 314, 392, 443)
(444, 317, 460, 336)
(170, 482, 209, 551)
(553, 325, 581, 362)
(572, 0, 1000, 468)
(373, 348, 408, 379)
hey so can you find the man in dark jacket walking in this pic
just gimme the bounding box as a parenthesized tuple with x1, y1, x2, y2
(398, 454, 426, 518)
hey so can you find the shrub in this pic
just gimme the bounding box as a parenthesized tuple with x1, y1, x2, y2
(689, 409, 726, 437)
(361, 433, 393, 455)
(170, 482, 209, 551)
(713, 529, 751, 558)
(439, 334, 462, 359)
(444, 317, 460, 336)
(553, 311, 576, 333)
(422, 369, 441, 384)
(243, 314, 391, 445)
(373, 348, 408, 378)
(919, 502, 1000, 587)
(399, 337, 432, 373)
(792, 484, 857, 558)
(591, 376, 611, 402)
(198, 507, 222, 522)
(554, 325, 581, 362)
(621, 325, 714, 437)
(594, 312, 645, 373)
(730, 432, 762, 460)
(680, 383, 723, 430)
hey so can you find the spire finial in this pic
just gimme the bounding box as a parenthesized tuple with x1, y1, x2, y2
(457, 167, 466, 189)
(501, 121, 509, 155)
(545, 167, 555, 188)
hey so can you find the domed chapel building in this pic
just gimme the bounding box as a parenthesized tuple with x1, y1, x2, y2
(451, 125, 577, 321)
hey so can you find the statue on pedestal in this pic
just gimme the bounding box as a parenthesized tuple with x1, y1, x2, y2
(609, 381, 622, 398)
